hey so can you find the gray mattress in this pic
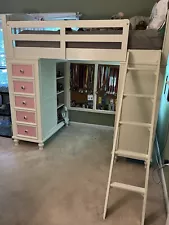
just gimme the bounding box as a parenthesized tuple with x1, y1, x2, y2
(16, 29, 163, 50)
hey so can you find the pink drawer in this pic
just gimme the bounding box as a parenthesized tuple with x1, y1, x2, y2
(15, 96, 35, 109)
(17, 125, 37, 138)
(13, 80, 34, 94)
(16, 111, 36, 124)
(12, 64, 33, 77)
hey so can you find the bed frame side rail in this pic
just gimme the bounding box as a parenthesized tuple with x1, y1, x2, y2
(64, 19, 129, 61)
(3, 16, 130, 61)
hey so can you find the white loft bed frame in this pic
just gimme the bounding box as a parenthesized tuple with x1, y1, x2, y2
(1, 12, 169, 65)
(1, 12, 168, 119)
(1, 12, 169, 117)
(1, 13, 169, 220)
(2, 14, 129, 62)
(0, 12, 169, 141)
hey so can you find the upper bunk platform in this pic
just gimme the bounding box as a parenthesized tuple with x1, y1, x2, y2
(2, 14, 128, 62)
(1, 13, 169, 64)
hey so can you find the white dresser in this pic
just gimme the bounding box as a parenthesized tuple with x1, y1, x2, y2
(7, 59, 68, 150)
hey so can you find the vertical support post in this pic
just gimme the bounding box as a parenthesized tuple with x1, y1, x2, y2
(1, 14, 14, 59)
(121, 21, 129, 62)
(60, 26, 65, 59)
(93, 63, 98, 110)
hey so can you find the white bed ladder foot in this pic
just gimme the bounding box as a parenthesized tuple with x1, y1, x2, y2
(103, 51, 161, 225)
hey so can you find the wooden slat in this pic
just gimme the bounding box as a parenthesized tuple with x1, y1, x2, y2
(119, 121, 151, 128)
(11, 33, 125, 46)
(7, 20, 65, 28)
(123, 93, 154, 98)
(66, 48, 126, 62)
(7, 19, 129, 28)
(11, 34, 61, 41)
(128, 67, 156, 71)
(64, 19, 129, 28)
(128, 50, 161, 65)
(65, 34, 123, 43)
(57, 103, 64, 109)
(110, 182, 145, 195)
(115, 149, 148, 160)
(14, 47, 64, 60)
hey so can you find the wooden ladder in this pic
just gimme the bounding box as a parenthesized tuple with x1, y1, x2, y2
(103, 51, 161, 225)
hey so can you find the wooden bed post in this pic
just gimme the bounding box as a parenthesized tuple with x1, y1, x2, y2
(1, 14, 14, 59)
(121, 21, 130, 62)
(60, 26, 66, 59)
(162, 10, 169, 66)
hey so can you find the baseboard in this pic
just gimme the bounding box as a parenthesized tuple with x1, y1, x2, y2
(155, 135, 169, 214)
(70, 121, 114, 130)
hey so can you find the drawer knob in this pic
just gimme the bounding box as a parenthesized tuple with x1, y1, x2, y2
(21, 86, 25, 90)
(20, 69, 24, 74)
(22, 101, 26, 105)
(24, 130, 28, 133)
(24, 116, 27, 120)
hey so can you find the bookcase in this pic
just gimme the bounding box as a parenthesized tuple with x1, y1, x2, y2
(67, 61, 120, 115)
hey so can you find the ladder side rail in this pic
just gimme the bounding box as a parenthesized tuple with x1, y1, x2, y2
(103, 52, 129, 219)
(141, 52, 161, 225)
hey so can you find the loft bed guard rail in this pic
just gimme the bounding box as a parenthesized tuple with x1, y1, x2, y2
(4, 17, 130, 62)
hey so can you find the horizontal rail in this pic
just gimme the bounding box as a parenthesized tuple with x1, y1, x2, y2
(64, 19, 129, 28)
(11, 34, 124, 43)
(66, 49, 126, 61)
(65, 34, 123, 42)
(7, 19, 129, 29)
(14, 47, 64, 59)
(11, 34, 61, 41)
(7, 21, 65, 28)
(111, 182, 145, 195)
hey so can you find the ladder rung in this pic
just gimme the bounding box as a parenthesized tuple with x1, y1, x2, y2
(115, 149, 148, 161)
(110, 182, 145, 195)
(123, 93, 154, 98)
(119, 121, 151, 128)
(127, 67, 156, 72)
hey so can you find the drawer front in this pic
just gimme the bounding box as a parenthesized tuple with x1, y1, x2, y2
(17, 125, 37, 138)
(16, 111, 36, 124)
(12, 64, 33, 78)
(13, 80, 34, 94)
(15, 96, 35, 109)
